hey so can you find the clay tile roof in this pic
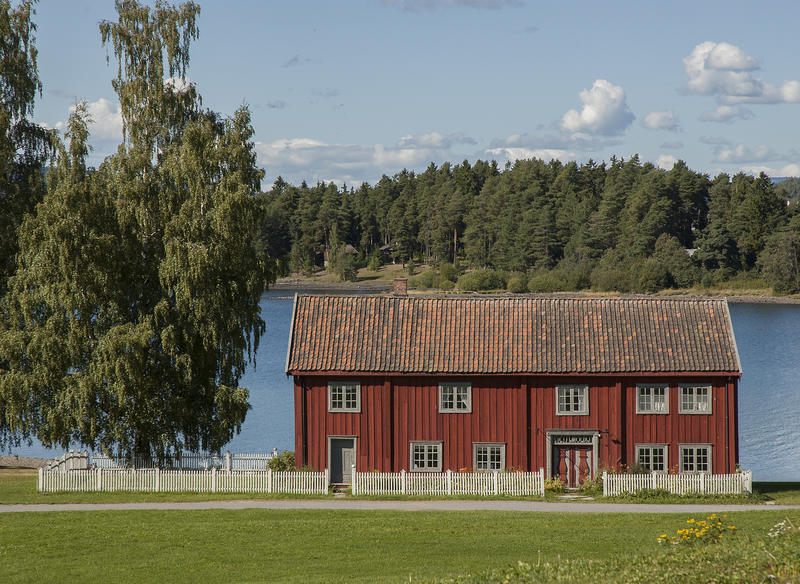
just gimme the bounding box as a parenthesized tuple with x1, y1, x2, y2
(285, 295, 741, 375)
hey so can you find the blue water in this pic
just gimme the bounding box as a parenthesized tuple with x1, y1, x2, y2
(7, 293, 800, 481)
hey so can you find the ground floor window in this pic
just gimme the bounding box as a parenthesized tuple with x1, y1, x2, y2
(474, 443, 505, 471)
(635, 444, 668, 472)
(679, 444, 712, 473)
(410, 442, 442, 472)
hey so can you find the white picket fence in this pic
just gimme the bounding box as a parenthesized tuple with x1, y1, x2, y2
(602, 470, 753, 496)
(47, 449, 279, 472)
(38, 467, 329, 495)
(351, 467, 545, 497)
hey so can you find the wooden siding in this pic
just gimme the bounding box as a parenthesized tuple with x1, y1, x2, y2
(295, 374, 738, 474)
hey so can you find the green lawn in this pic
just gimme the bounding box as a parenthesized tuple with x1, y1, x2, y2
(0, 508, 796, 583)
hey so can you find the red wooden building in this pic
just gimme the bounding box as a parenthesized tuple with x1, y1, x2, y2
(286, 290, 741, 486)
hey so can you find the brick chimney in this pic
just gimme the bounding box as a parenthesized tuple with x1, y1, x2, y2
(393, 277, 408, 296)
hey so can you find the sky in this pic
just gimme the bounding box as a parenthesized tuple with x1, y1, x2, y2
(29, 0, 800, 188)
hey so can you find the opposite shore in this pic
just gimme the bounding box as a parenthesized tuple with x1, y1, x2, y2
(272, 273, 800, 304)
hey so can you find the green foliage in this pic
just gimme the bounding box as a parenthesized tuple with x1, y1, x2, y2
(758, 225, 800, 294)
(506, 273, 528, 293)
(527, 270, 566, 293)
(367, 251, 383, 272)
(457, 269, 507, 291)
(438, 261, 457, 282)
(410, 270, 439, 290)
(543, 476, 565, 493)
(439, 279, 455, 291)
(0, 1, 270, 461)
(267, 450, 296, 472)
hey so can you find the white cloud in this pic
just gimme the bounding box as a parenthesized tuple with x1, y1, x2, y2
(54, 98, 122, 142)
(656, 154, 679, 170)
(642, 110, 680, 131)
(164, 76, 193, 94)
(560, 79, 634, 136)
(699, 105, 754, 123)
(683, 41, 800, 105)
(396, 131, 476, 149)
(735, 163, 800, 178)
(714, 144, 780, 164)
(484, 147, 574, 164)
(256, 136, 445, 185)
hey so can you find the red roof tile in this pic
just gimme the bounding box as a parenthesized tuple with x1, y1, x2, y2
(286, 295, 741, 375)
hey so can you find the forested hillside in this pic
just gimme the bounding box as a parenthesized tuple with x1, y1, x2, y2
(258, 156, 800, 294)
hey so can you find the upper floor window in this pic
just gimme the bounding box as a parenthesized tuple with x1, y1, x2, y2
(679, 444, 712, 473)
(679, 384, 712, 414)
(474, 443, 505, 472)
(556, 385, 589, 416)
(328, 382, 360, 413)
(439, 382, 471, 413)
(636, 384, 669, 414)
(410, 441, 442, 472)
(636, 444, 667, 473)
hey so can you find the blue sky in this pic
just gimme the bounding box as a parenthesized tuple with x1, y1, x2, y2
(31, 0, 800, 187)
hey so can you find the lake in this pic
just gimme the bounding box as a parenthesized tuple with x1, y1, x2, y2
(8, 292, 800, 481)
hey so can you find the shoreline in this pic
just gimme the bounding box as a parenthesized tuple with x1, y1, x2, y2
(271, 277, 800, 304)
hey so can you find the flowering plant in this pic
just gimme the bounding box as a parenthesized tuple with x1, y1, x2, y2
(657, 514, 737, 545)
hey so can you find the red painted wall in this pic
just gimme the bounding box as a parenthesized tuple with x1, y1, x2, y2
(293, 374, 738, 475)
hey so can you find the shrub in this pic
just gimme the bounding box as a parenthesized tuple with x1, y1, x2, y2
(626, 462, 649, 474)
(410, 270, 439, 290)
(457, 269, 507, 291)
(527, 270, 566, 293)
(657, 514, 737, 546)
(543, 476, 565, 493)
(267, 450, 296, 471)
(439, 279, 455, 291)
(506, 273, 528, 293)
(439, 261, 458, 282)
(367, 253, 382, 272)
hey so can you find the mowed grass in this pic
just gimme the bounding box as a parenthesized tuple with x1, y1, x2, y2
(0, 508, 795, 584)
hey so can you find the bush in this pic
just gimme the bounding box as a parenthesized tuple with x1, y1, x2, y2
(527, 270, 566, 293)
(367, 253, 382, 272)
(439, 279, 455, 291)
(410, 270, 439, 290)
(267, 450, 296, 471)
(457, 269, 507, 291)
(439, 261, 458, 282)
(543, 476, 565, 493)
(506, 273, 528, 293)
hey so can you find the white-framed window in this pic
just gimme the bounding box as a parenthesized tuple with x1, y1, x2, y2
(410, 441, 443, 472)
(635, 444, 668, 473)
(679, 444, 712, 473)
(636, 384, 669, 414)
(439, 382, 472, 413)
(556, 385, 589, 416)
(328, 381, 361, 413)
(679, 384, 712, 414)
(473, 443, 505, 472)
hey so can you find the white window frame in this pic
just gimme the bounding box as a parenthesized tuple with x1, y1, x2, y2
(409, 441, 443, 472)
(679, 384, 712, 414)
(679, 444, 712, 474)
(635, 444, 668, 473)
(636, 384, 669, 414)
(438, 382, 472, 413)
(327, 381, 361, 413)
(473, 443, 505, 472)
(555, 385, 589, 416)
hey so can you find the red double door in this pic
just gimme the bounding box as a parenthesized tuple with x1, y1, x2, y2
(554, 445, 593, 488)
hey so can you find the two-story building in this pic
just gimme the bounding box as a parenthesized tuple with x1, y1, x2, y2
(285, 288, 741, 485)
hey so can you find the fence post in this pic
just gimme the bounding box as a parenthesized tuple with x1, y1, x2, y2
(447, 469, 452, 496)
(324, 468, 330, 494)
(97, 467, 103, 492)
(493, 471, 499, 495)
(539, 468, 545, 496)
(212, 466, 217, 493)
(38, 467, 43, 492)
(400, 469, 406, 495)
(225, 451, 231, 473)
(744, 470, 752, 494)
(268, 467, 272, 493)
(700, 471, 706, 494)
(602, 471, 608, 496)
(155, 467, 160, 492)
(351, 465, 357, 495)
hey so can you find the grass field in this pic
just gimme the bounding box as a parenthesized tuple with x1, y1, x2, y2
(1, 507, 797, 583)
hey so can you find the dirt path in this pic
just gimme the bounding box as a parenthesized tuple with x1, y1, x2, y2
(2, 499, 797, 513)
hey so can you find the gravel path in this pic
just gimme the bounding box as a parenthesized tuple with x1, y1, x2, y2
(2, 499, 798, 514)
